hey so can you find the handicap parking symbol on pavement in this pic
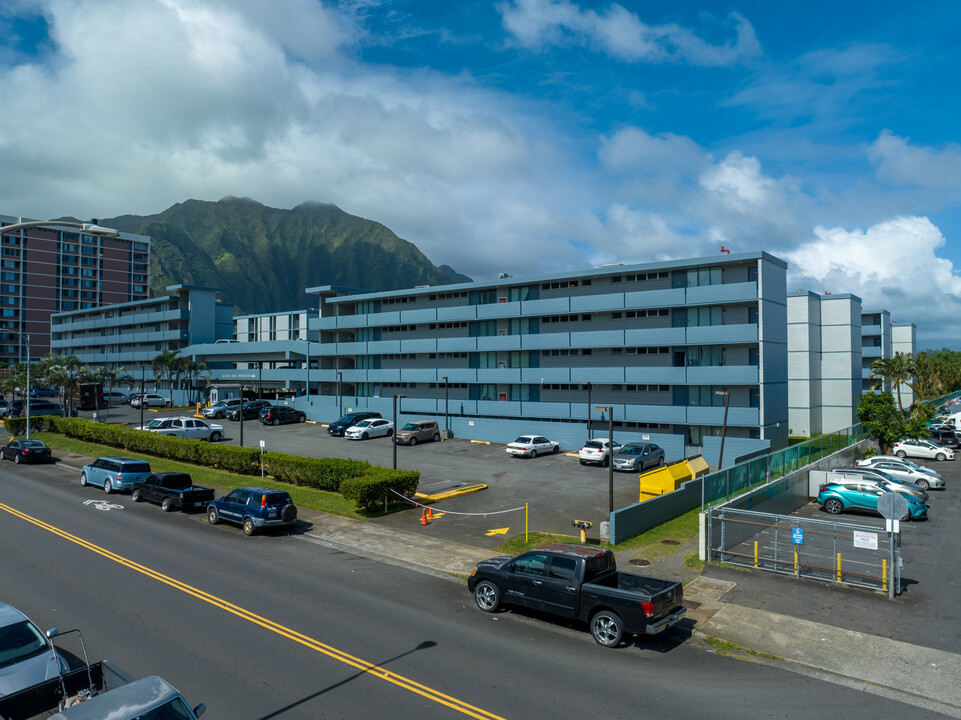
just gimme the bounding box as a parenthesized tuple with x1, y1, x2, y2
(792, 527, 804, 545)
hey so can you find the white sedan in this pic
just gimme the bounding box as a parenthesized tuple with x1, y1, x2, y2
(136, 417, 225, 442)
(892, 439, 955, 462)
(506, 435, 561, 458)
(345, 418, 394, 440)
(130, 393, 171, 408)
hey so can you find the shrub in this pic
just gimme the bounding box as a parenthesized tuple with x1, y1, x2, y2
(340, 469, 420, 512)
(262, 453, 371, 492)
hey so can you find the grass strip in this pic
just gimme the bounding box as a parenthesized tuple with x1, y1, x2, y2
(33, 432, 363, 519)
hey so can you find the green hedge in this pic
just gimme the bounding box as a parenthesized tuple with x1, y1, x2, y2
(340, 469, 420, 511)
(4, 416, 420, 510)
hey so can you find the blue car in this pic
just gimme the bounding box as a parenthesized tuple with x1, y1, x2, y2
(80, 457, 153, 494)
(29, 388, 58, 398)
(817, 479, 927, 520)
(207, 487, 297, 536)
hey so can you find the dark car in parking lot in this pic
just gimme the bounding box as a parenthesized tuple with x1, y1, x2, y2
(207, 487, 297, 536)
(259, 405, 306, 426)
(327, 411, 382, 436)
(928, 428, 961, 448)
(1, 439, 53, 464)
(227, 399, 272, 421)
(2, 400, 63, 418)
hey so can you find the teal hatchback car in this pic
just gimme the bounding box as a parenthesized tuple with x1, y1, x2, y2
(817, 479, 928, 520)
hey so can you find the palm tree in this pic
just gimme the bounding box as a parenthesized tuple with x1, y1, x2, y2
(42, 364, 74, 416)
(907, 352, 941, 404)
(152, 349, 182, 406)
(181, 359, 210, 403)
(870, 352, 912, 412)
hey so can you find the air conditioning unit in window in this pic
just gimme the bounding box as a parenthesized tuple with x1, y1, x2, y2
(498, 297, 507, 303)
(498, 361, 507, 369)
(498, 329, 506, 336)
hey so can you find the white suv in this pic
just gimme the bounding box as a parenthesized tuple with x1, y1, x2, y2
(578, 438, 622, 466)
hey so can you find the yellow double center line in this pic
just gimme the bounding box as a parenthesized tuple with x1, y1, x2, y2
(2, 503, 504, 720)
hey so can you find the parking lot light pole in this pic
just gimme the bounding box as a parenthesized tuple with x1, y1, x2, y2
(583, 381, 592, 439)
(258, 362, 263, 400)
(239, 393, 245, 448)
(716, 390, 730, 470)
(440, 376, 449, 435)
(336, 371, 343, 418)
(393, 394, 406, 470)
(140, 365, 146, 430)
(596, 405, 614, 513)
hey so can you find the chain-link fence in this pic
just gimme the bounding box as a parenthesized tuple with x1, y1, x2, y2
(706, 507, 900, 593)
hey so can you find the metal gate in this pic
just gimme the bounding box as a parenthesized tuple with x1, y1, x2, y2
(707, 507, 901, 594)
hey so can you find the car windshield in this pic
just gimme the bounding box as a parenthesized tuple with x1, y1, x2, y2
(618, 445, 643, 456)
(22, 440, 46, 448)
(583, 441, 603, 449)
(0, 620, 49, 669)
(146, 420, 171, 429)
(264, 494, 290, 508)
(402, 423, 420, 431)
(513, 436, 534, 444)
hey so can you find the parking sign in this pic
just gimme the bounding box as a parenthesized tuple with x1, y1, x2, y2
(792, 527, 804, 545)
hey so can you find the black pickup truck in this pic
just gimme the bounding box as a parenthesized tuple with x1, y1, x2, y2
(131, 473, 216, 512)
(467, 544, 686, 647)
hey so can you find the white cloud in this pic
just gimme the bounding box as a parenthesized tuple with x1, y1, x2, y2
(785, 216, 961, 340)
(498, 0, 760, 66)
(868, 130, 961, 190)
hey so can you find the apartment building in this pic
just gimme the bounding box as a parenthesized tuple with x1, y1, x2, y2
(787, 292, 862, 437)
(0, 213, 150, 362)
(50, 285, 233, 382)
(234, 309, 317, 343)
(300, 251, 790, 465)
(861, 309, 892, 393)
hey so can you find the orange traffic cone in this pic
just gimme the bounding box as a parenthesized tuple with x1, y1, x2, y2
(427, 506, 434, 519)
(420, 508, 428, 525)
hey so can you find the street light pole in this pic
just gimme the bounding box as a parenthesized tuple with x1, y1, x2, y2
(11, 332, 31, 439)
(392, 394, 406, 470)
(140, 365, 145, 431)
(239, 392, 245, 448)
(258, 361, 263, 400)
(336, 371, 343, 418)
(583, 381, 592, 439)
(596, 405, 614, 513)
(716, 390, 730, 470)
(440, 376, 449, 436)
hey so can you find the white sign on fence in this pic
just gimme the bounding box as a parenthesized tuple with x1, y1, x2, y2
(853, 530, 878, 550)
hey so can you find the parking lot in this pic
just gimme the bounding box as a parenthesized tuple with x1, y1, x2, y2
(704, 453, 961, 653)
(79, 403, 645, 548)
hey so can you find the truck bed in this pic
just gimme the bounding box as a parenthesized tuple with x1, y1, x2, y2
(0, 661, 131, 720)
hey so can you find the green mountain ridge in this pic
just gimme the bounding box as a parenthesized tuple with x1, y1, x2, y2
(101, 197, 472, 315)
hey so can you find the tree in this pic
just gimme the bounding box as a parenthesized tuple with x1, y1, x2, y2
(152, 349, 182, 406)
(907, 352, 942, 404)
(857, 391, 905, 455)
(181, 359, 210, 403)
(869, 353, 912, 412)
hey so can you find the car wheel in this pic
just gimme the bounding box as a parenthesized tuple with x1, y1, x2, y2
(824, 498, 843, 515)
(590, 610, 624, 648)
(273, 418, 280, 426)
(409, 437, 417, 446)
(214, 411, 223, 419)
(210, 431, 223, 442)
(207, 507, 219, 525)
(901, 510, 912, 522)
(474, 580, 500, 613)
(530, 449, 538, 459)
(918, 479, 930, 491)
(14, 453, 20, 464)
(80, 472, 88, 487)
(386, 428, 393, 437)
(104, 478, 112, 494)
(161, 497, 174, 512)
(242, 517, 256, 536)
(896, 450, 907, 458)
(552, 445, 560, 454)
(579, 460, 586, 466)
(132, 489, 143, 502)
(433, 433, 440, 443)
(362, 432, 369, 440)
(298, 414, 306, 423)
(936, 453, 946, 461)
(602, 456, 610, 467)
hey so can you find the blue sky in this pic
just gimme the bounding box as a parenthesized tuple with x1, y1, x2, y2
(2, 1, 961, 348)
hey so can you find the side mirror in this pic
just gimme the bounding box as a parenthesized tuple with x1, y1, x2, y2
(193, 703, 206, 718)
(46, 628, 58, 638)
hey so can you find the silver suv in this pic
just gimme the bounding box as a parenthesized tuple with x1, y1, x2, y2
(202, 398, 242, 419)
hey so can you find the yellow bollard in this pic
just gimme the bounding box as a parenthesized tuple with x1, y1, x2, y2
(882, 559, 888, 592)
(794, 546, 798, 576)
(836, 553, 842, 583)
(753, 541, 758, 568)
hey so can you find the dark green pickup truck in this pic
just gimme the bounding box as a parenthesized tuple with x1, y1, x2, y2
(468, 544, 685, 647)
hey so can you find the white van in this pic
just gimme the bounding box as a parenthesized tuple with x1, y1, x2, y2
(102, 391, 129, 405)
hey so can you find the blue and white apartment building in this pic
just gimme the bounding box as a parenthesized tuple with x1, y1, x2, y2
(284, 250, 790, 465)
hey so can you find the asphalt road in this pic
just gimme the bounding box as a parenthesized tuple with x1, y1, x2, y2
(0, 459, 950, 719)
(90, 404, 643, 547)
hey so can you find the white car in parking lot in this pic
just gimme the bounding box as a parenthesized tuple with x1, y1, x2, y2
(345, 418, 394, 440)
(506, 435, 561, 458)
(136, 417, 225, 442)
(130, 393, 171, 408)
(578, 438, 622, 466)
(891, 439, 954, 462)
(855, 456, 945, 490)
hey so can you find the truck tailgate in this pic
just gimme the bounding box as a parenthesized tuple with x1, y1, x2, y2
(615, 573, 683, 617)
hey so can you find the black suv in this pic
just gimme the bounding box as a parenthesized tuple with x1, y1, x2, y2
(327, 411, 382, 436)
(259, 405, 306, 426)
(227, 399, 273, 421)
(929, 428, 961, 448)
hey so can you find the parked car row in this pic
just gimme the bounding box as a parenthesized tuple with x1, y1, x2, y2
(816, 454, 949, 521)
(78, 455, 297, 536)
(325, 412, 444, 445)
